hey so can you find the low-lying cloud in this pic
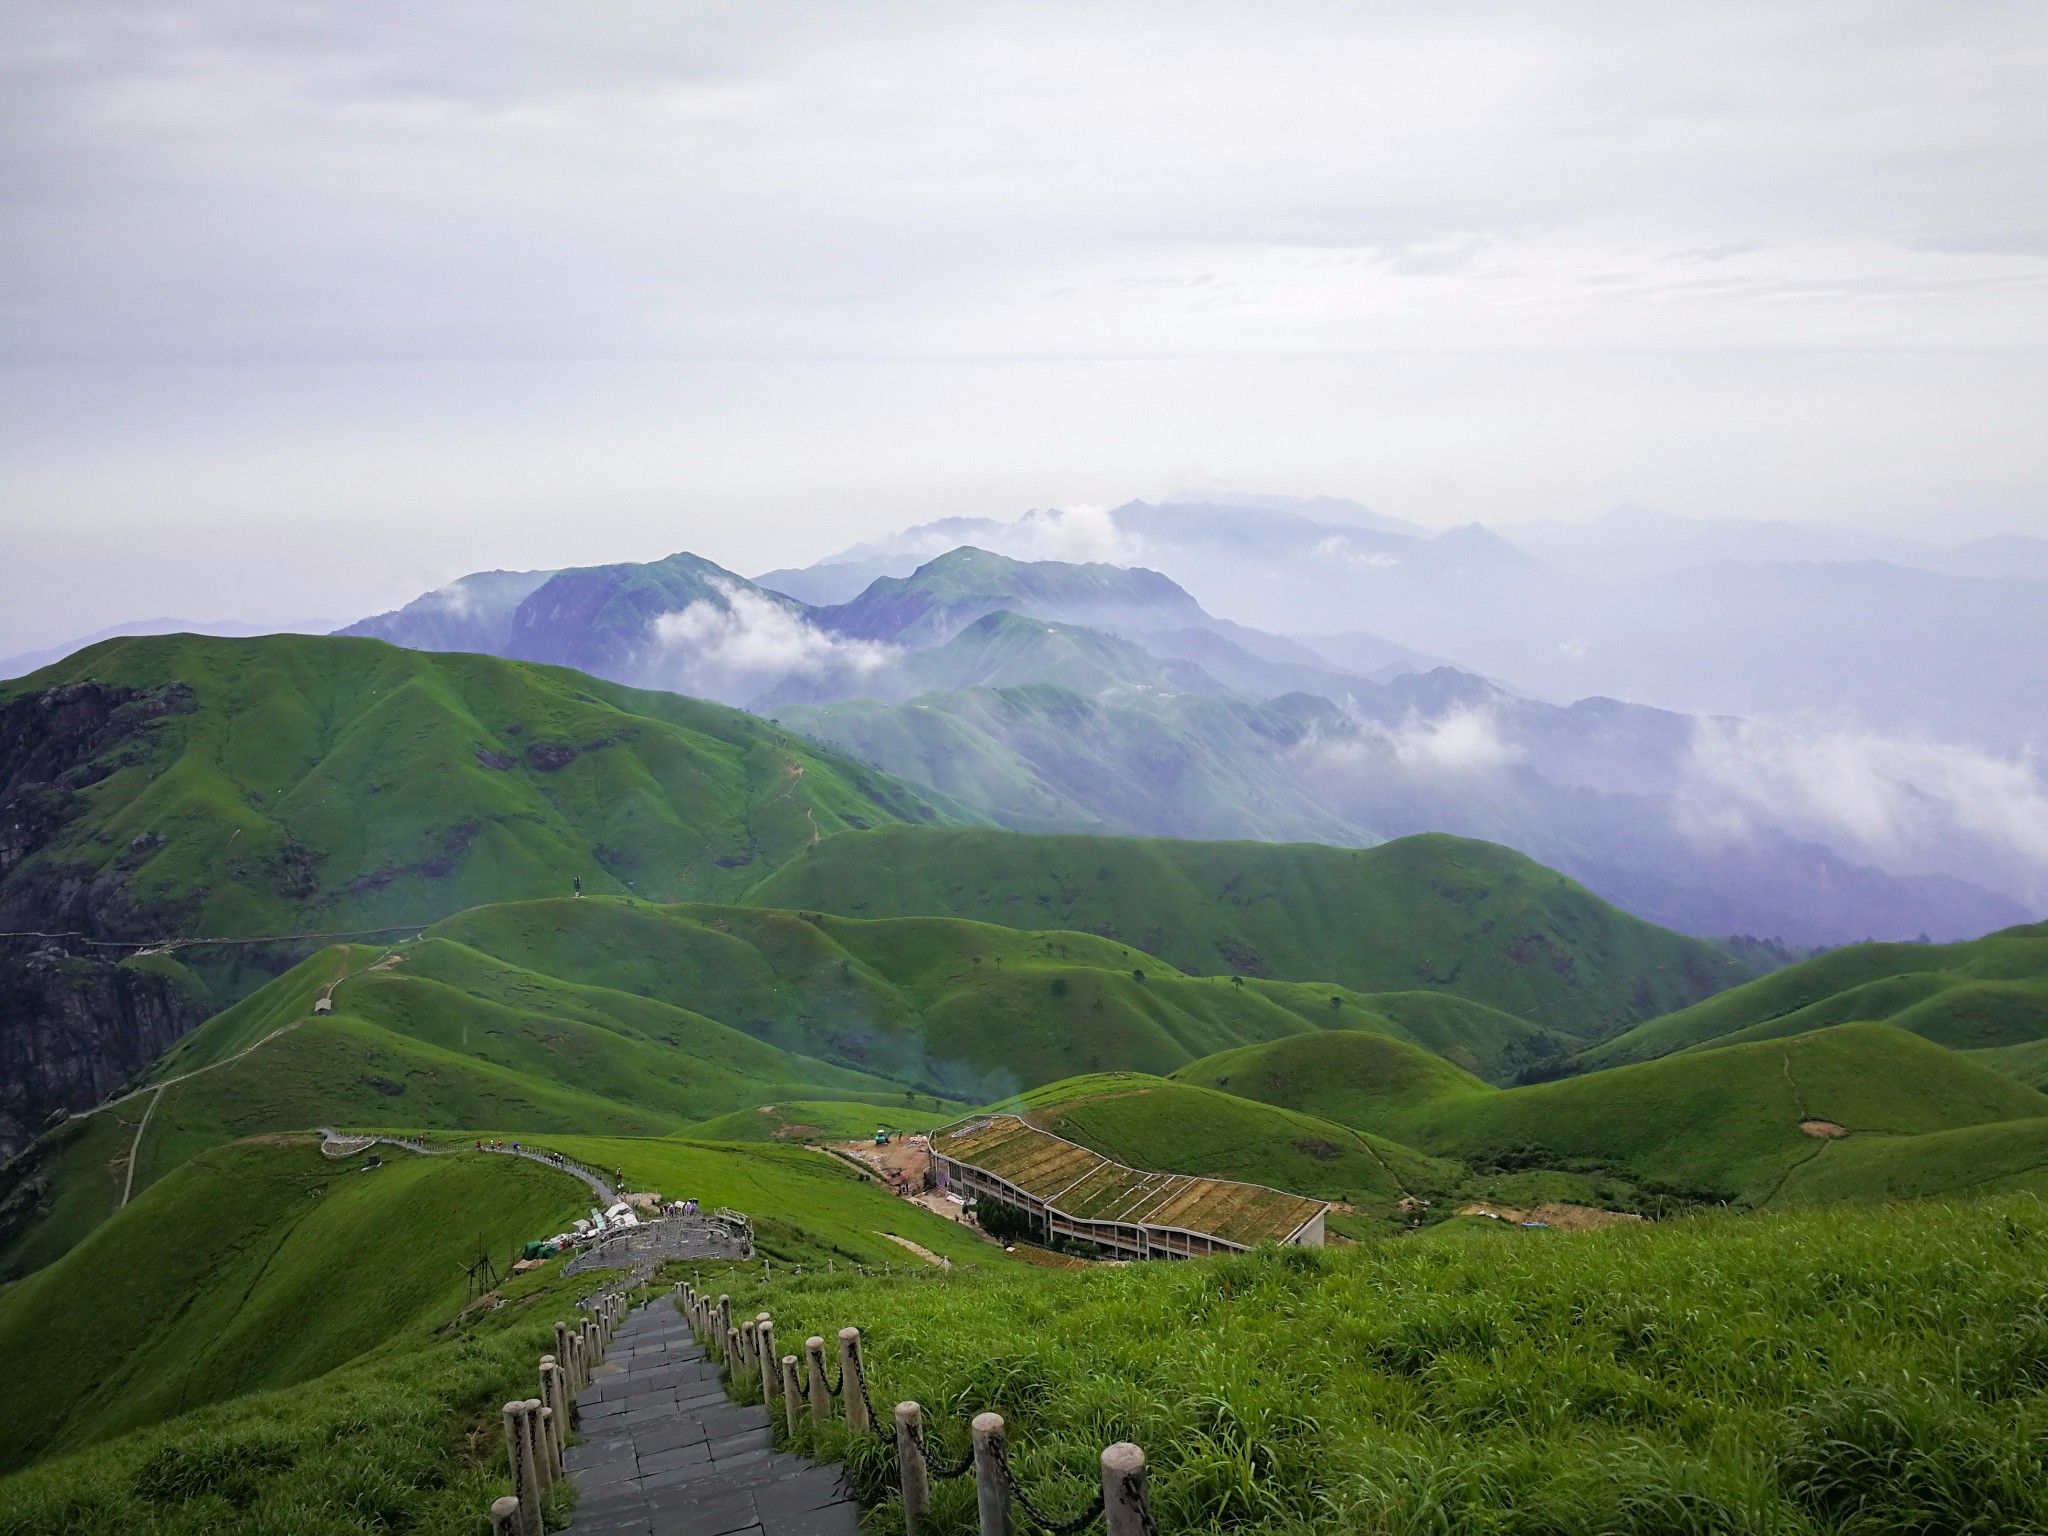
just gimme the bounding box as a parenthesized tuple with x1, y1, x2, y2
(648, 581, 896, 705)
(1680, 717, 2048, 907)
(1296, 703, 1525, 775)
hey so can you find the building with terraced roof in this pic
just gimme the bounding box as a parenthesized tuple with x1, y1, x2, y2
(931, 1114, 1327, 1259)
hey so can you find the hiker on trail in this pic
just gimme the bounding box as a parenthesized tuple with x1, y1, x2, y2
(573, 876, 582, 898)
(512, 1140, 521, 1152)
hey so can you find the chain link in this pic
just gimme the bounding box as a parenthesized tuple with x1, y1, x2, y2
(850, 1346, 888, 1440)
(997, 1444, 1106, 1535)
(911, 1424, 976, 1481)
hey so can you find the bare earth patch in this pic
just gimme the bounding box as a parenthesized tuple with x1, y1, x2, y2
(1800, 1119, 1850, 1138)
(877, 1232, 950, 1267)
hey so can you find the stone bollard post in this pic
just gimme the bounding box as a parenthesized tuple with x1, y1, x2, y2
(972, 1412, 1013, 1536)
(805, 1336, 831, 1423)
(1101, 1443, 1150, 1536)
(503, 1399, 541, 1536)
(757, 1318, 778, 1407)
(717, 1294, 733, 1343)
(553, 1322, 573, 1387)
(584, 1320, 600, 1370)
(489, 1494, 523, 1536)
(524, 1398, 551, 1492)
(839, 1328, 870, 1435)
(727, 1324, 744, 1377)
(896, 1402, 931, 1536)
(546, 1365, 569, 1465)
(780, 1355, 802, 1437)
(571, 1331, 587, 1393)
(740, 1321, 758, 1386)
(538, 1403, 560, 1483)
(538, 1358, 563, 1466)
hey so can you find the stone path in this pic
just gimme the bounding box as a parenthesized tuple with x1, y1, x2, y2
(566, 1297, 859, 1536)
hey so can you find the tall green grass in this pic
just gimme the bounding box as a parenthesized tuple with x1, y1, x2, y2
(717, 1195, 2048, 1536)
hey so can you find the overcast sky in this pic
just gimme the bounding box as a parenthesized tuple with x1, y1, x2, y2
(3, 0, 2046, 651)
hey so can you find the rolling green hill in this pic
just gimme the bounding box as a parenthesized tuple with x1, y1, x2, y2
(1395, 1021, 2048, 1205)
(5, 893, 1570, 1276)
(695, 1196, 2048, 1536)
(683, 1100, 955, 1142)
(0, 630, 973, 1157)
(993, 1072, 1451, 1227)
(1172, 1029, 1493, 1130)
(0, 1137, 586, 1474)
(3, 631, 965, 952)
(745, 827, 1748, 1038)
(1579, 921, 2048, 1071)
(1165, 1020, 2048, 1210)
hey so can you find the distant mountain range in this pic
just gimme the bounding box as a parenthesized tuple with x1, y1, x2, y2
(764, 497, 2048, 753)
(340, 542, 2039, 946)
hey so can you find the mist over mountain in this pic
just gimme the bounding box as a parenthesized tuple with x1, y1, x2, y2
(336, 536, 2044, 946)
(767, 497, 2048, 754)
(1500, 503, 2048, 584)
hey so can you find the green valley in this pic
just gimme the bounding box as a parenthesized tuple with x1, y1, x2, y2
(746, 825, 1748, 1037)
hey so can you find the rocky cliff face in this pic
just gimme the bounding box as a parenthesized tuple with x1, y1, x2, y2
(0, 680, 204, 1159)
(0, 948, 197, 1160)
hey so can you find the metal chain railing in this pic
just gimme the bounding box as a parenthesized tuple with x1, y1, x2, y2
(999, 1443, 1108, 1534)
(849, 1341, 887, 1438)
(674, 1277, 1153, 1536)
(912, 1423, 977, 1481)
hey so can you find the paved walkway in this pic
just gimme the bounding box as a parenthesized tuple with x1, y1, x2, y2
(566, 1297, 859, 1536)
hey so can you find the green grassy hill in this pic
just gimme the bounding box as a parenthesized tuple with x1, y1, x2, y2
(992, 1072, 1451, 1229)
(684, 1101, 955, 1143)
(1397, 1021, 2048, 1205)
(702, 1196, 2048, 1536)
(0, 1126, 1018, 1530)
(2, 631, 967, 997)
(1579, 921, 2048, 1071)
(1172, 1029, 1494, 1130)
(779, 684, 1370, 845)
(746, 827, 1747, 1038)
(14, 894, 1566, 1276)
(1167, 1019, 2048, 1211)
(0, 1138, 587, 1474)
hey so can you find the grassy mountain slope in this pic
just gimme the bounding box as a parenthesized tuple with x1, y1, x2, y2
(1172, 1030, 1493, 1131)
(1580, 922, 2048, 1071)
(1398, 1022, 2048, 1204)
(0, 891, 1587, 1279)
(3, 632, 964, 981)
(0, 1131, 1017, 1529)
(745, 827, 1746, 1038)
(1772, 1115, 2048, 1206)
(815, 547, 1207, 647)
(0, 1138, 586, 1474)
(705, 1197, 2048, 1536)
(1169, 1020, 2048, 1208)
(683, 1101, 956, 1142)
(537, 1135, 1006, 1270)
(780, 685, 1370, 845)
(995, 1073, 1448, 1221)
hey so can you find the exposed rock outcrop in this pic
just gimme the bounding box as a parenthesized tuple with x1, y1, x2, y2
(0, 680, 202, 1159)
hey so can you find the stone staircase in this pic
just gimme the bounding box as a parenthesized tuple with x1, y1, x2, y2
(564, 1296, 859, 1536)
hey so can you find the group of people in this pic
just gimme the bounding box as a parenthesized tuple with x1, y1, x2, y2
(660, 1198, 700, 1218)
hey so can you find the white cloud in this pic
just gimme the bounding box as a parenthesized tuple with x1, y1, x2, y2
(647, 580, 895, 703)
(990, 505, 1145, 566)
(1311, 534, 1397, 568)
(1298, 703, 1523, 776)
(1678, 717, 2048, 905)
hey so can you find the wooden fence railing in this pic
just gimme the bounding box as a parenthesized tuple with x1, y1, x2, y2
(486, 1289, 629, 1536)
(677, 1279, 1156, 1536)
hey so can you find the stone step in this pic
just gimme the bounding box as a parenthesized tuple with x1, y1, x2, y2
(563, 1295, 862, 1536)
